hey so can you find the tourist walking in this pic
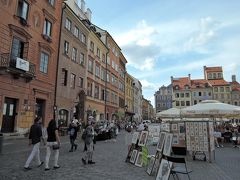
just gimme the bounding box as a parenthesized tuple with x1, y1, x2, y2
(24, 117, 44, 170)
(82, 117, 96, 165)
(68, 117, 79, 152)
(45, 119, 60, 171)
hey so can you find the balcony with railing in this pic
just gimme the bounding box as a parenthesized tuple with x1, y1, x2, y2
(0, 53, 35, 81)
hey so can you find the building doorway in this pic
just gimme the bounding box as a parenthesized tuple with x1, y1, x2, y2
(1, 97, 17, 133)
(35, 98, 45, 125)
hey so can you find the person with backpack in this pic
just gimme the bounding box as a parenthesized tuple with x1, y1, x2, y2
(68, 118, 79, 152)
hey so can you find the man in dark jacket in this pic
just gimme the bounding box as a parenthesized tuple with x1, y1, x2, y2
(24, 117, 44, 170)
(68, 118, 79, 152)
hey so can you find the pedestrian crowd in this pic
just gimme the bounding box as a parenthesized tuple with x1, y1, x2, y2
(23, 116, 98, 171)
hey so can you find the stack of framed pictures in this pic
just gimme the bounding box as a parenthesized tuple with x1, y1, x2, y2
(127, 131, 149, 167)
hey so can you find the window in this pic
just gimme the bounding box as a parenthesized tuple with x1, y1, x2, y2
(62, 69, 68, 86)
(78, 77, 84, 88)
(208, 92, 211, 96)
(214, 87, 218, 92)
(226, 87, 230, 92)
(107, 56, 110, 65)
(193, 92, 196, 96)
(40, 52, 49, 73)
(90, 41, 94, 52)
(203, 92, 206, 96)
(180, 93, 184, 98)
(17, 0, 29, 21)
(194, 100, 197, 105)
(97, 48, 100, 58)
(101, 68, 106, 81)
(234, 102, 238, 106)
(181, 101, 185, 106)
(70, 73, 76, 89)
(81, 33, 86, 44)
(72, 47, 77, 62)
(74, 26, 79, 37)
(186, 101, 190, 106)
(101, 89, 105, 100)
(208, 73, 212, 79)
(95, 64, 100, 77)
(218, 73, 222, 78)
(88, 58, 93, 73)
(106, 72, 110, 82)
(220, 87, 224, 92)
(48, 0, 55, 6)
(94, 85, 99, 99)
(11, 37, 25, 60)
(175, 93, 179, 98)
(43, 19, 52, 37)
(65, 18, 71, 31)
(102, 54, 106, 63)
(199, 92, 202, 96)
(64, 41, 69, 55)
(213, 73, 216, 79)
(87, 82, 92, 96)
(221, 94, 224, 99)
(80, 53, 84, 65)
(185, 93, 190, 97)
(176, 101, 179, 106)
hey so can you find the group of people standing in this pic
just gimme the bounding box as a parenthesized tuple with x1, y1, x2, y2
(24, 116, 97, 171)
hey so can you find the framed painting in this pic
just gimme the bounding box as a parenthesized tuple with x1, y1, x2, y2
(163, 133, 173, 156)
(138, 131, 149, 146)
(157, 132, 166, 152)
(146, 156, 156, 175)
(131, 132, 139, 144)
(135, 152, 143, 167)
(156, 159, 172, 180)
(130, 150, 138, 164)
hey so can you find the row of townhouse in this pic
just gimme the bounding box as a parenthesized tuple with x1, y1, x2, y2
(0, 0, 146, 134)
(155, 66, 240, 112)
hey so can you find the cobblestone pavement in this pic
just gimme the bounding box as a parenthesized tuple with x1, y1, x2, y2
(0, 131, 240, 180)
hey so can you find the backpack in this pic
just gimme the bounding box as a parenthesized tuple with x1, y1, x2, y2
(81, 129, 87, 140)
(70, 128, 75, 136)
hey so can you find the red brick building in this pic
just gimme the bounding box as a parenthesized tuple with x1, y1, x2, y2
(0, 0, 62, 133)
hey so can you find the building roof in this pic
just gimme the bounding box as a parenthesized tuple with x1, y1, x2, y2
(208, 79, 230, 86)
(230, 81, 240, 91)
(172, 77, 191, 90)
(204, 66, 222, 73)
(191, 79, 210, 88)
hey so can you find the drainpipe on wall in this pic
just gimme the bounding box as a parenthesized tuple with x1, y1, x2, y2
(54, 3, 67, 127)
(104, 35, 109, 120)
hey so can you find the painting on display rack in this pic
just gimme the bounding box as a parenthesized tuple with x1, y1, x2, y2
(163, 133, 173, 156)
(131, 132, 139, 144)
(138, 131, 149, 146)
(146, 156, 156, 175)
(156, 159, 173, 180)
(130, 150, 138, 164)
(135, 152, 143, 167)
(157, 132, 166, 152)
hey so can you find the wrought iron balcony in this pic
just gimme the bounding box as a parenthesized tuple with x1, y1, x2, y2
(0, 53, 35, 81)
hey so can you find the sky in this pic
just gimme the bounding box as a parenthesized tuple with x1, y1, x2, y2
(85, 0, 240, 107)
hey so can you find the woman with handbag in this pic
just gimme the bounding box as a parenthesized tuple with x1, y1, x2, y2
(45, 119, 60, 171)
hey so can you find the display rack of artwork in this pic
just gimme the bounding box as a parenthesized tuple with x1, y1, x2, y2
(185, 121, 215, 162)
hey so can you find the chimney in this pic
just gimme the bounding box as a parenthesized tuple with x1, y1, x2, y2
(86, 8, 92, 21)
(232, 75, 236, 82)
(171, 76, 173, 83)
(203, 66, 207, 79)
(188, 74, 191, 83)
(81, 0, 85, 12)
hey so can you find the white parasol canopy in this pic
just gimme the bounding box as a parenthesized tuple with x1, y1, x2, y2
(156, 108, 181, 118)
(181, 100, 240, 118)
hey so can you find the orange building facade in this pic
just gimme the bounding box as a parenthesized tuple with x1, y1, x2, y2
(0, 0, 62, 133)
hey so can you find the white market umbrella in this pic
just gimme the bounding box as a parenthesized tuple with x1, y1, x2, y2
(156, 108, 181, 118)
(181, 100, 240, 118)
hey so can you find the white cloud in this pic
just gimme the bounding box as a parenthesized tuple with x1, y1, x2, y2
(140, 79, 158, 89)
